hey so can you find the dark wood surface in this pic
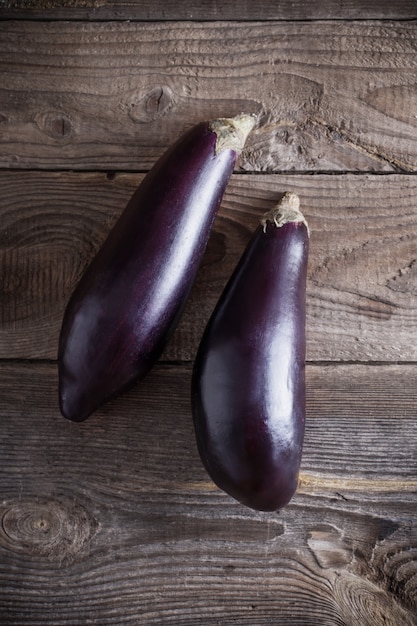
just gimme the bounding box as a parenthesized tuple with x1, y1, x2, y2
(1, 171, 417, 363)
(1, 0, 417, 20)
(0, 4, 416, 625)
(1, 20, 417, 172)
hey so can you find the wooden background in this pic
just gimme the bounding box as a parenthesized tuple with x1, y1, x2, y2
(1, 2, 416, 624)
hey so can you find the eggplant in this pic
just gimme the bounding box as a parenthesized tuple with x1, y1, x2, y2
(191, 192, 309, 511)
(58, 114, 256, 422)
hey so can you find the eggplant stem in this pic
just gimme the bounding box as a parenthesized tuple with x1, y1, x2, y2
(210, 113, 257, 155)
(260, 192, 309, 235)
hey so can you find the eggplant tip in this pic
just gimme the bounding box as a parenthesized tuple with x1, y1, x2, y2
(231, 484, 297, 512)
(210, 113, 256, 156)
(260, 191, 309, 235)
(58, 386, 92, 422)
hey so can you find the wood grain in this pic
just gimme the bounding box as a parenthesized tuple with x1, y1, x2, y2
(1, 171, 416, 362)
(0, 361, 415, 625)
(1, 7, 417, 625)
(1, 21, 417, 172)
(1, 0, 416, 20)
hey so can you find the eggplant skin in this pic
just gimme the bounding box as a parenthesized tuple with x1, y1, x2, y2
(191, 193, 309, 512)
(58, 115, 255, 422)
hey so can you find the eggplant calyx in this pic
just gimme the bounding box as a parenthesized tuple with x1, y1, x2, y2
(260, 191, 309, 235)
(210, 113, 257, 156)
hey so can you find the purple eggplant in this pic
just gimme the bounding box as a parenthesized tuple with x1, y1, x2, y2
(191, 192, 309, 511)
(58, 114, 256, 422)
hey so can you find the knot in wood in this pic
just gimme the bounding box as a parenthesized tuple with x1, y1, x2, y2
(334, 572, 414, 626)
(127, 85, 176, 123)
(0, 496, 98, 562)
(34, 111, 73, 141)
(145, 85, 175, 118)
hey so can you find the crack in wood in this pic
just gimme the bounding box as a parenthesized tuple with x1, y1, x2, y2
(309, 117, 414, 173)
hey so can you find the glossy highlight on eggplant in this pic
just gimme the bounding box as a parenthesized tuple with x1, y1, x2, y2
(58, 114, 256, 422)
(191, 192, 309, 511)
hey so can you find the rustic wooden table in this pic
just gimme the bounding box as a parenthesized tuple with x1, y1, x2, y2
(1, 2, 416, 624)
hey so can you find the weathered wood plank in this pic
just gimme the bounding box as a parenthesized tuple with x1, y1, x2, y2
(1, 21, 417, 172)
(1, 171, 417, 362)
(0, 361, 416, 624)
(1, 7, 416, 626)
(1, 361, 416, 489)
(1, 0, 416, 21)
